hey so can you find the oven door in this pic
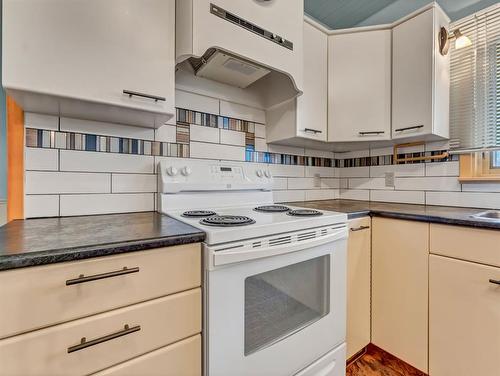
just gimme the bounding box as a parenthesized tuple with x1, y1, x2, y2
(205, 231, 347, 376)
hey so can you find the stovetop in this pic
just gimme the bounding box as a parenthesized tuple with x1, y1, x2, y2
(166, 204, 347, 245)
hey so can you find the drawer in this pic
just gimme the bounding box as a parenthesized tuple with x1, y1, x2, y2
(93, 334, 201, 376)
(0, 289, 201, 376)
(430, 224, 500, 267)
(0, 244, 201, 339)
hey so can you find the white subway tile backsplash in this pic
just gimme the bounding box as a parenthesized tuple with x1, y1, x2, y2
(306, 166, 336, 178)
(349, 177, 389, 190)
(321, 178, 341, 189)
(60, 117, 154, 140)
(269, 164, 305, 178)
(175, 90, 219, 115)
(305, 189, 337, 201)
(370, 190, 425, 205)
(220, 129, 245, 146)
(273, 190, 305, 203)
(426, 191, 500, 209)
(60, 193, 154, 216)
(305, 149, 335, 159)
(340, 167, 370, 178)
(190, 125, 219, 143)
(220, 101, 266, 124)
(272, 178, 288, 190)
(112, 174, 157, 193)
(255, 124, 266, 139)
(287, 178, 317, 190)
(25, 195, 59, 218)
(395, 176, 460, 192)
(60, 150, 154, 173)
(255, 138, 268, 152)
(24, 113, 59, 130)
(425, 161, 459, 177)
(25, 148, 59, 171)
(190, 142, 245, 161)
(461, 183, 500, 193)
(339, 189, 370, 201)
(155, 125, 177, 143)
(370, 164, 425, 178)
(26, 171, 110, 195)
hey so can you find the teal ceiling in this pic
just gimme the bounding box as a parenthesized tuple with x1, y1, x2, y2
(304, 0, 500, 30)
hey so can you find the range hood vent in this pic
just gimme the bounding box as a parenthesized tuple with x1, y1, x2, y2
(189, 49, 271, 89)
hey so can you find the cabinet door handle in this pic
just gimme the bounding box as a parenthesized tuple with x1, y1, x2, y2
(394, 125, 424, 132)
(304, 128, 323, 134)
(123, 90, 166, 102)
(66, 267, 140, 286)
(350, 225, 370, 232)
(359, 131, 385, 135)
(67, 324, 141, 353)
(489, 279, 500, 285)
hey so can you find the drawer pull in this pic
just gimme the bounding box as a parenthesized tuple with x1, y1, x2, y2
(123, 90, 166, 102)
(489, 279, 500, 286)
(359, 131, 385, 135)
(350, 225, 370, 232)
(67, 324, 141, 353)
(304, 128, 323, 134)
(66, 267, 140, 286)
(394, 125, 424, 132)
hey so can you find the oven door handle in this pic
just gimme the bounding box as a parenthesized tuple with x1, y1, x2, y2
(213, 226, 348, 266)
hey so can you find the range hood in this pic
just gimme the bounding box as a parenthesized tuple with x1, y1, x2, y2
(176, 0, 303, 109)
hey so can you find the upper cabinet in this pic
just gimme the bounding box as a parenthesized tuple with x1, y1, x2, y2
(2, 0, 176, 128)
(266, 19, 328, 145)
(392, 6, 450, 140)
(328, 29, 392, 142)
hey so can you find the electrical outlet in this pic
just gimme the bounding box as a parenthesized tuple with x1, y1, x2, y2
(314, 173, 321, 188)
(385, 172, 395, 187)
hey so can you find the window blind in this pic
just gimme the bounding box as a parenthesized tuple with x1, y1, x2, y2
(449, 3, 500, 153)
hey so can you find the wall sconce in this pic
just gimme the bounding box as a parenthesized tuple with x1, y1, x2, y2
(439, 27, 472, 55)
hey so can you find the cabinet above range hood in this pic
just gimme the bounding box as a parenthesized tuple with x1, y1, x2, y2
(176, 0, 304, 109)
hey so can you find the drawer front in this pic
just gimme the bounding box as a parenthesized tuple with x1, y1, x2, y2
(0, 289, 201, 376)
(430, 255, 500, 376)
(430, 224, 500, 267)
(93, 334, 201, 376)
(0, 244, 201, 339)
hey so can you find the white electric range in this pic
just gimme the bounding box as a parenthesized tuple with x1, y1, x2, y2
(159, 159, 348, 376)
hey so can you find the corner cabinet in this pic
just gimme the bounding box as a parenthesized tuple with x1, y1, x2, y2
(371, 217, 429, 374)
(392, 5, 450, 140)
(266, 19, 328, 144)
(2, 0, 176, 128)
(346, 217, 371, 359)
(328, 30, 391, 142)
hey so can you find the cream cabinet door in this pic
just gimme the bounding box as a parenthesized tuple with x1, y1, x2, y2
(328, 30, 391, 142)
(372, 218, 429, 373)
(430, 255, 500, 376)
(3, 0, 175, 127)
(346, 217, 371, 359)
(296, 21, 328, 141)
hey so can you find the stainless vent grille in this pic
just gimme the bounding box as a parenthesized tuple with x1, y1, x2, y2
(210, 4, 293, 50)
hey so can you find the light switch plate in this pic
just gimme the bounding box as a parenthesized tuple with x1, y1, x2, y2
(385, 172, 395, 187)
(314, 173, 321, 188)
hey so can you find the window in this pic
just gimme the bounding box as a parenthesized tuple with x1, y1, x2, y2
(450, 4, 500, 181)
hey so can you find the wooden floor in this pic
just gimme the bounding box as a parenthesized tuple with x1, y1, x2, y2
(346, 344, 427, 376)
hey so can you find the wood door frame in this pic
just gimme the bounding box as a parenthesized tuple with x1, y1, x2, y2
(6, 96, 24, 221)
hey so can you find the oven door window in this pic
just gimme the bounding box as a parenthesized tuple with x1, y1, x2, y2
(244, 255, 330, 355)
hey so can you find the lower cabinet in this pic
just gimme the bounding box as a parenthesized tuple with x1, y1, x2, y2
(371, 218, 429, 373)
(346, 217, 371, 359)
(429, 225, 500, 376)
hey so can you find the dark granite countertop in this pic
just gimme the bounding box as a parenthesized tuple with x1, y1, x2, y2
(0, 212, 205, 271)
(291, 200, 500, 230)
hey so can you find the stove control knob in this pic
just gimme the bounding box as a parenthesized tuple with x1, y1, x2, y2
(181, 166, 192, 176)
(264, 170, 271, 178)
(256, 170, 263, 178)
(166, 166, 178, 176)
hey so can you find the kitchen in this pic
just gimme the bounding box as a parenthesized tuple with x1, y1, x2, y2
(0, 0, 499, 375)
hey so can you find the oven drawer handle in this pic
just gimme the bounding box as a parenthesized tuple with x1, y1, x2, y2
(350, 225, 370, 232)
(66, 267, 140, 286)
(67, 324, 141, 353)
(213, 226, 348, 266)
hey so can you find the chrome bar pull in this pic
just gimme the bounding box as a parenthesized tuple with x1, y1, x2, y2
(304, 128, 323, 134)
(359, 131, 385, 135)
(350, 225, 370, 232)
(66, 266, 140, 286)
(67, 324, 141, 353)
(394, 125, 424, 132)
(123, 90, 166, 102)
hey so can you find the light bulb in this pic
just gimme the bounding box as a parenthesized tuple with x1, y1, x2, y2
(455, 35, 472, 50)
